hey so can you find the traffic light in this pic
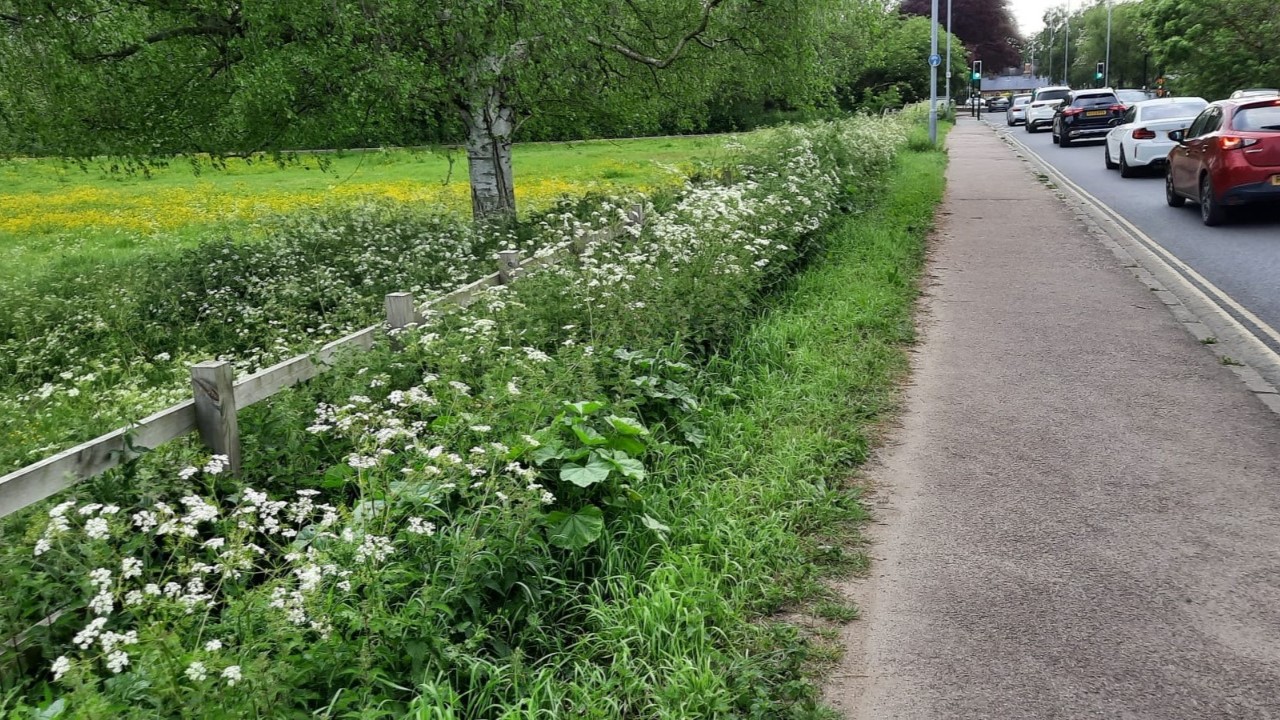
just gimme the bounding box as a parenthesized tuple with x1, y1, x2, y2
(971, 60, 983, 81)
(1096, 62, 1105, 82)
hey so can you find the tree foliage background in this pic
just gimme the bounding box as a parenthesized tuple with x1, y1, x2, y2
(1143, 0, 1280, 100)
(899, 0, 1022, 71)
(0, 0, 943, 156)
(1022, 0, 1278, 100)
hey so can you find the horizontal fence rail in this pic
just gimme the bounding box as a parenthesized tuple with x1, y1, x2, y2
(0, 210, 643, 520)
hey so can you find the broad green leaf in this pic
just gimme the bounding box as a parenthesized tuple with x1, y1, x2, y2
(565, 400, 605, 416)
(545, 506, 604, 550)
(640, 514, 670, 535)
(571, 423, 609, 446)
(607, 434, 647, 456)
(34, 699, 67, 720)
(681, 423, 707, 448)
(560, 457, 611, 487)
(606, 415, 649, 436)
(352, 499, 387, 526)
(613, 457, 646, 481)
(321, 463, 355, 488)
(530, 443, 565, 465)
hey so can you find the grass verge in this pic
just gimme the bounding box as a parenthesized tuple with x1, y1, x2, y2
(596, 139, 950, 715)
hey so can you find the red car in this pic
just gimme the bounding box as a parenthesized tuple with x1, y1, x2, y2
(1166, 97, 1280, 225)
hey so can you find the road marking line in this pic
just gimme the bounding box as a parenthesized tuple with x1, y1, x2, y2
(1000, 125, 1280, 365)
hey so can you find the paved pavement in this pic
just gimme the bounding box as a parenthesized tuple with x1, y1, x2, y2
(996, 118, 1280, 356)
(828, 118, 1280, 719)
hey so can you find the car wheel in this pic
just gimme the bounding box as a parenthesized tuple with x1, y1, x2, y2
(1118, 148, 1137, 177)
(1059, 128, 1072, 148)
(1051, 123, 1059, 143)
(1199, 174, 1228, 226)
(1025, 121, 1034, 133)
(1105, 144, 1119, 169)
(1165, 168, 1186, 207)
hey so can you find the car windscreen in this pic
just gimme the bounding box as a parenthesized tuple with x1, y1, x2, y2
(1116, 90, 1150, 103)
(1036, 90, 1070, 103)
(1013, 96, 1031, 106)
(1073, 94, 1118, 108)
(1141, 102, 1207, 121)
(1233, 105, 1280, 131)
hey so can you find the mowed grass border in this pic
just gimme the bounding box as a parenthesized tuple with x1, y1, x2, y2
(611, 134, 949, 714)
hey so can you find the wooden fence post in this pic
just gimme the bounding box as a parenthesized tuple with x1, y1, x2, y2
(190, 361, 241, 475)
(384, 292, 417, 330)
(497, 250, 523, 284)
(625, 203, 646, 228)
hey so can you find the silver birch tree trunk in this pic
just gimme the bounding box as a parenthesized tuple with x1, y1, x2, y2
(459, 82, 517, 220)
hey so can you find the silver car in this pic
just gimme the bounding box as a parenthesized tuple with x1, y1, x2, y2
(1006, 94, 1032, 126)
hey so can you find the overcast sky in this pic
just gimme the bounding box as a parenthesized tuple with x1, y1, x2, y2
(1010, 0, 1064, 34)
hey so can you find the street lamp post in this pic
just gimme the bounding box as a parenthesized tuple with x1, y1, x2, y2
(1104, 0, 1112, 87)
(944, 0, 953, 109)
(1064, 0, 1071, 86)
(929, 0, 939, 145)
(1048, 25, 1054, 83)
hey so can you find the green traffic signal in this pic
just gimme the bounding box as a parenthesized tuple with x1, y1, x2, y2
(972, 72, 980, 81)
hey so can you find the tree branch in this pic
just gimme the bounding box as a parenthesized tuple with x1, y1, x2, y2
(586, 0, 727, 69)
(78, 20, 240, 62)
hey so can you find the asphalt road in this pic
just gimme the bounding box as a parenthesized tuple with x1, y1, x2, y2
(991, 117, 1280, 354)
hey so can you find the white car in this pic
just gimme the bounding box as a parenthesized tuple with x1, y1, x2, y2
(1006, 94, 1032, 126)
(1103, 97, 1209, 177)
(1025, 86, 1072, 132)
(1229, 88, 1279, 99)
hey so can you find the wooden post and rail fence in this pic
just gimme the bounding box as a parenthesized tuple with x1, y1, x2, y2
(0, 207, 645, 521)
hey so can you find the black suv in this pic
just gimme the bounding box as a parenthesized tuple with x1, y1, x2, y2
(1051, 89, 1123, 147)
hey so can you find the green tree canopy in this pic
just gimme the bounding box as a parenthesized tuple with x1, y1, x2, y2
(1143, 0, 1280, 100)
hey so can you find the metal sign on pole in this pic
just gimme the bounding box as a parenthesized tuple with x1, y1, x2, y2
(928, 0, 939, 145)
